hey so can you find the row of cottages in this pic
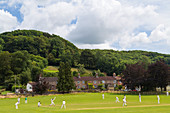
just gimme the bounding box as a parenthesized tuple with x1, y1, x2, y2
(36, 75, 122, 91)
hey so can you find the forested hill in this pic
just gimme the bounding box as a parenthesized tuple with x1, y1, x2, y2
(0, 30, 80, 66)
(1, 30, 170, 76)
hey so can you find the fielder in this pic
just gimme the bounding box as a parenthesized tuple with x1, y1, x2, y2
(124, 95, 126, 100)
(38, 101, 41, 107)
(50, 97, 56, 106)
(139, 93, 141, 102)
(25, 97, 27, 104)
(102, 94, 104, 99)
(157, 95, 160, 104)
(116, 96, 120, 103)
(167, 92, 169, 96)
(15, 102, 19, 109)
(17, 97, 20, 104)
(61, 100, 66, 109)
(123, 98, 127, 106)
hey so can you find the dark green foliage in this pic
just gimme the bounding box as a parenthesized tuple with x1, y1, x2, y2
(0, 30, 80, 67)
(147, 60, 170, 91)
(43, 72, 58, 77)
(35, 78, 49, 94)
(72, 71, 78, 77)
(0, 51, 13, 85)
(80, 49, 96, 69)
(123, 60, 170, 91)
(57, 62, 75, 92)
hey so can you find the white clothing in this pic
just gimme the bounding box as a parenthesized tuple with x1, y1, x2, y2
(167, 92, 169, 96)
(139, 94, 141, 102)
(102, 94, 104, 99)
(116, 97, 120, 102)
(61, 101, 66, 109)
(15, 102, 19, 109)
(18, 98, 20, 104)
(157, 95, 160, 104)
(50, 99, 55, 106)
(123, 98, 127, 106)
(38, 102, 41, 107)
(124, 95, 126, 100)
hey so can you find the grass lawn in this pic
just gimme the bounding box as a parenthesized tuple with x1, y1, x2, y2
(0, 93, 170, 113)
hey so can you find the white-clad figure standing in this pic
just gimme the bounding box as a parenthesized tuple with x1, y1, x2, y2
(167, 92, 169, 96)
(123, 98, 127, 106)
(139, 93, 141, 102)
(61, 100, 66, 109)
(102, 94, 104, 99)
(116, 96, 120, 103)
(157, 95, 160, 104)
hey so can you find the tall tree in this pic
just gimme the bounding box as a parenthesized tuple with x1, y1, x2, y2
(0, 51, 13, 85)
(57, 62, 75, 92)
(123, 62, 146, 90)
(147, 60, 170, 91)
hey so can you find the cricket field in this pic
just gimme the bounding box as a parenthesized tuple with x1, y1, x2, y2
(0, 93, 170, 113)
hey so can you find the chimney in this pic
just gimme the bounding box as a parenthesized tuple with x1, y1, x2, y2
(78, 73, 81, 78)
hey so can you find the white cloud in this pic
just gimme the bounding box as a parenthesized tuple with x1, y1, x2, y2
(68, 0, 159, 46)
(16, 0, 78, 38)
(0, 9, 18, 33)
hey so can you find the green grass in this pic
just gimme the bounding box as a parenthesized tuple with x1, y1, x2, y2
(0, 93, 170, 113)
(43, 66, 59, 73)
(43, 66, 93, 76)
(1, 91, 13, 95)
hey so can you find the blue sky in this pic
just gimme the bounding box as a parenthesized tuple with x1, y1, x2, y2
(0, 0, 170, 54)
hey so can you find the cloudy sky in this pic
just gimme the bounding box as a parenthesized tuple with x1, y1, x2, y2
(0, 0, 170, 54)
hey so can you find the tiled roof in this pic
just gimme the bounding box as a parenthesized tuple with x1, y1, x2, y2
(73, 76, 116, 81)
(40, 76, 119, 82)
(40, 77, 58, 82)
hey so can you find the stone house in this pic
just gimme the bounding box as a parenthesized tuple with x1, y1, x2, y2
(38, 75, 122, 91)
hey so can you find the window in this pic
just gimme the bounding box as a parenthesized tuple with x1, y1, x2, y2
(29, 87, 32, 89)
(114, 84, 116, 87)
(102, 80, 105, 83)
(56, 81, 58, 84)
(77, 81, 80, 84)
(113, 80, 116, 83)
(93, 81, 97, 84)
(82, 85, 85, 88)
(82, 81, 85, 84)
(94, 85, 97, 88)
(77, 86, 80, 89)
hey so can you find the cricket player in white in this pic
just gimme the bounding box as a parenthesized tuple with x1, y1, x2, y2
(139, 93, 141, 102)
(116, 96, 120, 103)
(25, 97, 27, 104)
(18, 97, 20, 104)
(61, 100, 66, 109)
(102, 94, 104, 99)
(123, 98, 127, 106)
(50, 97, 56, 106)
(167, 92, 169, 96)
(124, 95, 126, 100)
(15, 102, 19, 109)
(38, 101, 41, 107)
(157, 95, 160, 104)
